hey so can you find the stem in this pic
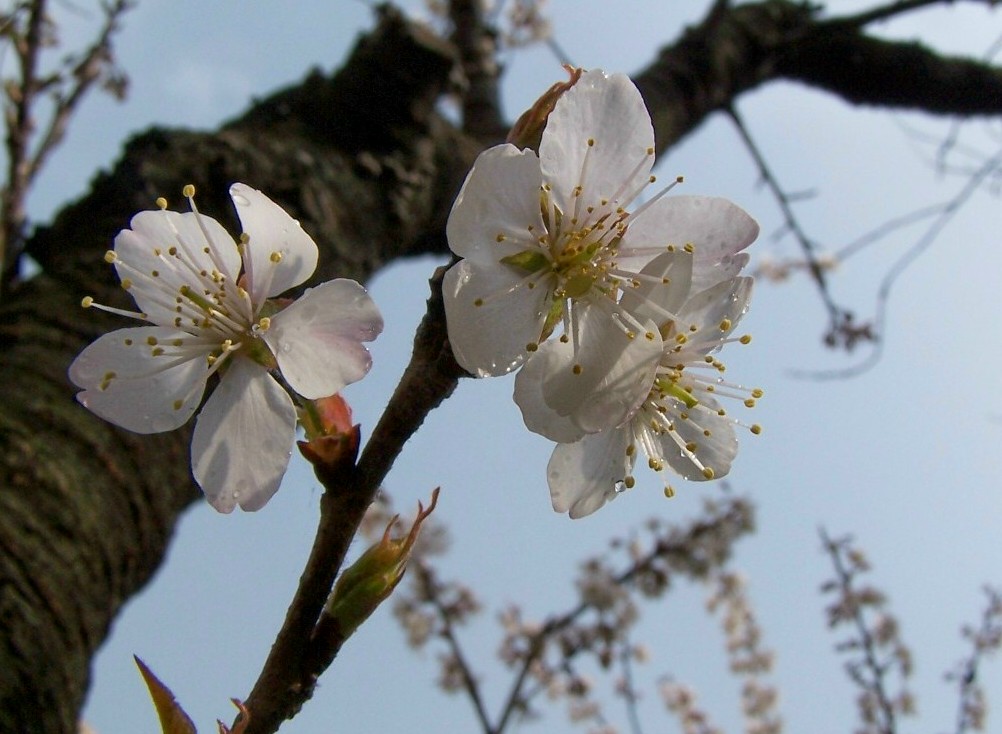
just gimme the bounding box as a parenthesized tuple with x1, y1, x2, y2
(240, 264, 466, 734)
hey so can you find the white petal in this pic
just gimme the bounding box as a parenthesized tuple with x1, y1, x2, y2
(264, 279, 384, 399)
(230, 183, 319, 304)
(691, 252, 749, 294)
(624, 196, 758, 270)
(541, 303, 661, 433)
(446, 145, 547, 261)
(69, 326, 209, 433)
(619, 250, 694, 325)
(663, 398, 737, 481)
(547, 429, 632, 518)
(513, 343, 589, 443)
(443, 258, 551, 376)
(115, 210, 240, 325)
(678, 277, 753, 342)
(539, 70, 655, 215)
(191, 359, 297, 513)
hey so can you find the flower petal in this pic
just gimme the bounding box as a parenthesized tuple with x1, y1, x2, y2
(513, 342, 589, 443)
(539, 70, 655, 216)
(264, 279, 383, 399)
(540, 303, 661, 433)
(677, 277, 753, 346)
(662, 398, 737, 481)
(115, 209, 241, 326)
(547, 430, 632, 518)
(443, 258, 552, 376)
(619, 250, 694, 326)
(191, 359, 296, 512)
(69, 326, 209, 433)
(446, 145, 547, 261)
(623, 196, 758, 274)
(230, 183, 319, 303)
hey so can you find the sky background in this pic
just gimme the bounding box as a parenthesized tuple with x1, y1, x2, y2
(15, 1, 1002, 732)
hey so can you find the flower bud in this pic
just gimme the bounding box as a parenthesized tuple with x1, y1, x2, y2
(506, 65, 583, 152)
(297, 394, 360, 477)
(324, 487, 440, 639)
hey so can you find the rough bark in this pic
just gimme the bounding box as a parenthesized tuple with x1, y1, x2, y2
(1, 2, 1000, 732)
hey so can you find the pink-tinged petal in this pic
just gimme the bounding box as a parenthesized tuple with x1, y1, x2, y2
(513, 343, 589, 443)
(623, 196, 759, 269)
(230, 183, 319, 303)
(446, 145, 547, 261)
(115, 210, 240, 325)
(662, 398, 737, 481)
(540, 304, 661, 433)
(443, 258, 552, 376)
(547, 430, 632, 518)
(191, 359, 296, 513)
(539, 70, 655, 216)
(69, 326, 209, 434)
(264, 279, 384, 400)
(619, 250, 694, 326)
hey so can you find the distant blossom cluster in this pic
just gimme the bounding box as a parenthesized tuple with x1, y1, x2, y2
(69, 183, 383, 512)
(443, 69, 762, 517)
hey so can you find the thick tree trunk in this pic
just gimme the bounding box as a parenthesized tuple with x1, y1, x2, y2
(1, 2, 999, 731)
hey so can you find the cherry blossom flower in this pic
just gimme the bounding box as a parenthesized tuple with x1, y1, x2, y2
(69, 184, 383, 512)
(516, 249, 761, 518)
(444, 69, 758, 433)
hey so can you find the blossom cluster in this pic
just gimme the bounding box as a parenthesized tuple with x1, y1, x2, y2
(69, 184, 383, 512)
(443, 69, 761, 517)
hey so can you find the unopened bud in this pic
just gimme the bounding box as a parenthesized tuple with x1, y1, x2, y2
(324, 488, 440, 639)
(298, 394, 360, 477)
(507, 65, 583, 152)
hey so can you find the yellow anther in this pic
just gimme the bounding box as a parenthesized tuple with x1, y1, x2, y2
(740, 334, 752, 344)
(171, 339, 184, 346)
(104, 250, 117, 263)
(675, 334, 687, 344)
(683, 243, 694, 253)
(123, 338, 133, 346)
(646, 147, 655, 155)
(685, 442, 697, 452)
(625, 444, 636, 457)
(750, 424, 762, 435)
(155, 197, 168, 210)
(559, 334, 569, 343)
(664, 485, 675, 498)
(81, 296, 94, 308)
(269, 251, 283, 264)
(495, 233, 505, 243)
(744, 398, 756, 408)
(703, 429, 711, 437)
(172, 399, 184, 411)
(587, 138, 595, 147)
(649, 175, 656, 183)
(702, 467, 715, 480)
(151, 347, 164, 357)
(182, 184, 196, 198)
(526, 342, 538, 352)
(572, 364, 583, 375)
(146, 336, 158, 346)
(474, 298, 484, 307)
(622, 476, 635, 489)
(258, 317, 271, 332)
(751, 388, 764, 398)
(645, 331, 655, 341)
(719, 318, 732, 331)
(648, 457, 664, 471)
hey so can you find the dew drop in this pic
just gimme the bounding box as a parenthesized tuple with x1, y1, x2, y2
(231, 193, 251, 206)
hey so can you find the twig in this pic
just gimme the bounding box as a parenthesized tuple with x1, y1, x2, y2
(239, 265, 466, 734)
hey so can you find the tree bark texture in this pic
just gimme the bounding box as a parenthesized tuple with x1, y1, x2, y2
(1, 2, 1000, 731)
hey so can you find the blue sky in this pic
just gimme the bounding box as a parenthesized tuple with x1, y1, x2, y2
(23, 1, 1002, 732)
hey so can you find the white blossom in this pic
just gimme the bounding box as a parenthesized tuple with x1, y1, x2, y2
(444, 69, 757, 435)
(69, 184, 383, 512)
(517, 249, 760, 518)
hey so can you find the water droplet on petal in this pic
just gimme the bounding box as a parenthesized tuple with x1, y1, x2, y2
(231, 193, 251, 206)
